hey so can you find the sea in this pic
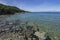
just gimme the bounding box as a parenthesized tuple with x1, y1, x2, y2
(1, 12, 60, 39)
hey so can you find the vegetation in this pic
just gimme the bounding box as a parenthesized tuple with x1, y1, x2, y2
(0, 4, 27, 15)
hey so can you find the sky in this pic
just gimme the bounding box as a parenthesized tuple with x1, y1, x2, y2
(0, 0, 60, 12)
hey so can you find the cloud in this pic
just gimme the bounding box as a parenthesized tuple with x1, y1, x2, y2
(0, 0, 60, 12)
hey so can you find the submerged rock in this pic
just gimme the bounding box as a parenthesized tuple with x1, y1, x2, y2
(34, 31, 45, 40)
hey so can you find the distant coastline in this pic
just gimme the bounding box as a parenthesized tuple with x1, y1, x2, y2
(0, 4, 28, 15)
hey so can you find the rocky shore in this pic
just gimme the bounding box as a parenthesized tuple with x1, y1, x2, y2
(0, 19, 52, 40)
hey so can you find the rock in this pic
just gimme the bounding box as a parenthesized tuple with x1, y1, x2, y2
(34, 31, 45, 39)
(0, 38, 2, 40)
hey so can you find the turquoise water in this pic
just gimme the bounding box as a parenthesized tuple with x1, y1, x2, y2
(5, 12, 60, 32)
(6, 12, 60, 23)
(2, 12, 60, 39)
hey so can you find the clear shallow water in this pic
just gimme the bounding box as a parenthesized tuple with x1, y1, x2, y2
(6, 12, 60, 23)
(1, 12, 60, 39)
(4, 12, 60, 32)
(6, 12, 60, 31)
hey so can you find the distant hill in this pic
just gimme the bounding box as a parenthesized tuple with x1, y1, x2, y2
(0, 4, 27, 15)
